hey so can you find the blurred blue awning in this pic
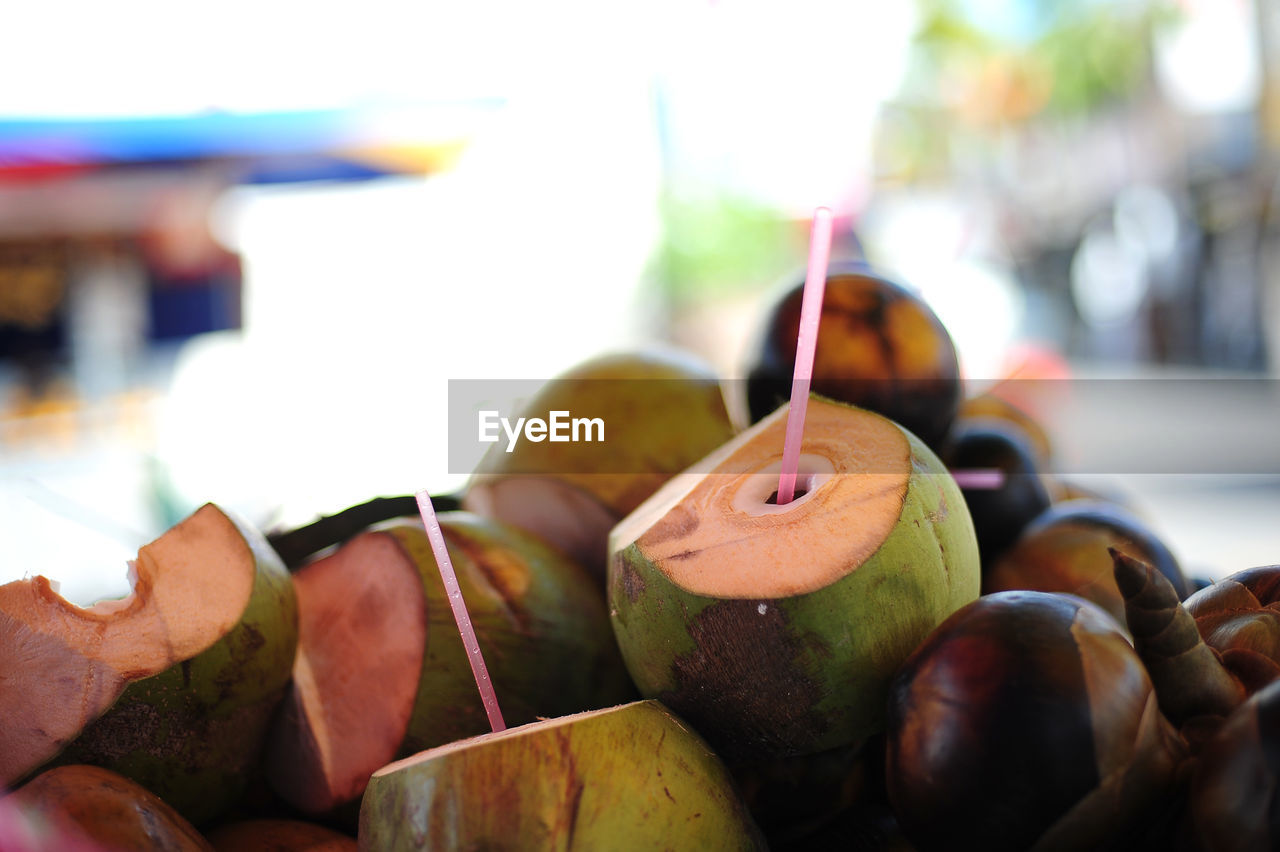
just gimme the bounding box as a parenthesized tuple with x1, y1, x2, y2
(0, 99, 506, 183)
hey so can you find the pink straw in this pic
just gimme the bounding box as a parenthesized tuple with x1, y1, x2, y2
(415, 490, 507, 733)
(776, 207, 834, 505)
(951, 469, 1007, 489)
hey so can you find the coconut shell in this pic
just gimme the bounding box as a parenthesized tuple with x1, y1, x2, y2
(744, 265, 962, 450)
(886, 591, 1184, 852)
(1190, 678, 1280, 851)
(265, 513, 636, 818)
(4, 764, 212, 852)
(609, 397, 979, 760)
(1, 505, 298, 827)
(465, 348, 736, 577)
(358, 701, 766, 851)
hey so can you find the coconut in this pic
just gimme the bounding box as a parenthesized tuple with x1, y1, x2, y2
(0, 504, 297, 826)
(986, 500, 1188, 629)
(744, 267, 962, 451)
(264, 512, 636, 819)
(357, 700, 765, 851)
(886, 591, 1185, 851)
(2, 764, 211, 852)
(608, 396, 980, 760)
(207, 819, 355, 851)
(464, 348, 737, 578)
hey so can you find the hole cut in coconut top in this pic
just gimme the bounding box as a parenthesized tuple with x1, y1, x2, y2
(611, 398, 911, 599)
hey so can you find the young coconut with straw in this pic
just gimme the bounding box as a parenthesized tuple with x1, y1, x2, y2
(608, 209, 982, 761)
(355, 495, 766, 851)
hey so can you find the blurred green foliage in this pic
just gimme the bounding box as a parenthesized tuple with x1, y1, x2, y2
(649, 0, 1182, 300)
(912, 0, 1178, 116)
(877, 0, 1181, 183)
(1038, 11, 1150, 112)
(652, 190, 805, 302)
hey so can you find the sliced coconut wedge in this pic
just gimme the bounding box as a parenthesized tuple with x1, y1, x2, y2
(608, 396, 981, 760)
(265, 513, 636, 819)
(0, 504, 262, 790)
(264, 530, 428, 815)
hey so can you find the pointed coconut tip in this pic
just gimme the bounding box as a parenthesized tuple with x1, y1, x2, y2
(1110, 547, 1150, 600)
(1111, 548, 1245, 725)
(612, 397, 912, 599)
(0, 504, 260, 788)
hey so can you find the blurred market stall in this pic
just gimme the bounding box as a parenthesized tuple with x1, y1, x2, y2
(2, 0, 1279, 603)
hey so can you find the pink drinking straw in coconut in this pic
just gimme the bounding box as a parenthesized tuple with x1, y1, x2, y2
(773, 210, 999, 500)
(415, 490, 506, 732)
(950, 469, 1006, 489)
(776, 207, 834, 506)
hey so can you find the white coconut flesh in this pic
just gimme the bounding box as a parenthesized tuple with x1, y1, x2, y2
(0, 504, 256, 786)
(611, 399, 912, 599)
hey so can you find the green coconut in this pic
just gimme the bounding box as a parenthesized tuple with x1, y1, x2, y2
(464, 348, 737, 578)
(264, 512, 637, 819)
(0, 504, 298, 826)
(608, 396, 980, 760)
(357, 700, 766, 851)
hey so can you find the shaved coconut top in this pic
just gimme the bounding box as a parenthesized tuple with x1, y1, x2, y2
(611, 399, 911, 599)
(0, 504, 258, 785)
(372, 701, 650, 775)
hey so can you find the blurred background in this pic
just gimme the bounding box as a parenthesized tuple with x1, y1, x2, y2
(2, 0, 1278, 602)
